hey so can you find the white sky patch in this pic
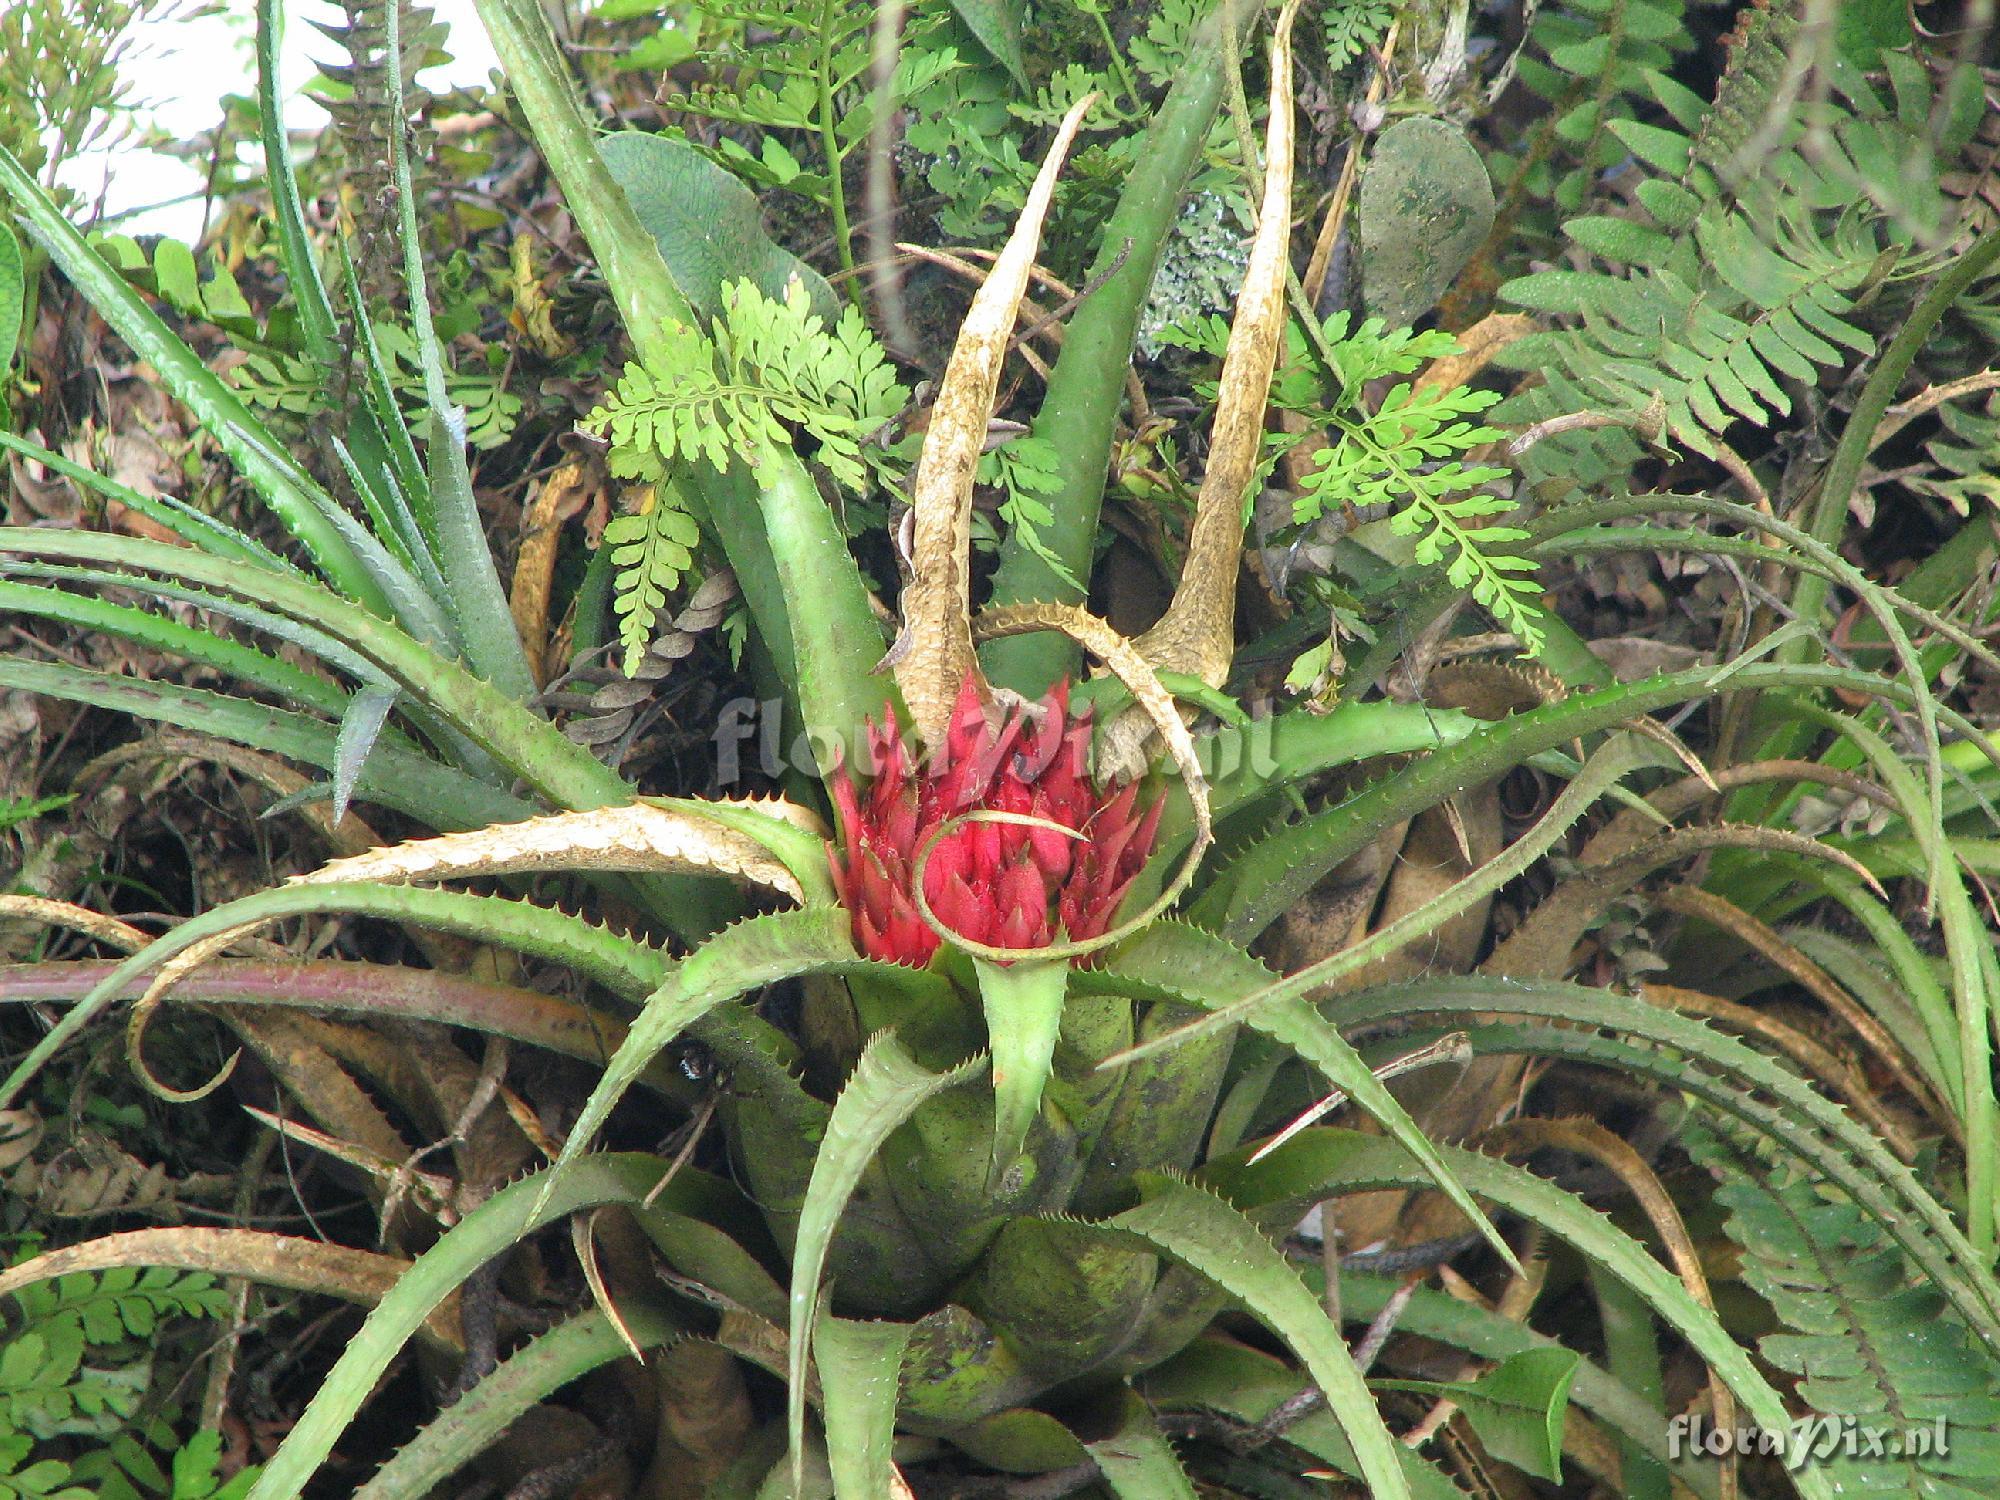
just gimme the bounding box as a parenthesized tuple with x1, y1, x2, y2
(55, 0, 500, 242)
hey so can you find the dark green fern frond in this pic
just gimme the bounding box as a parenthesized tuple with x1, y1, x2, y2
(1494, 12, 1985, 488)
(1682, 0, 1800, 184)
(1689, 5, 1985, 240)
(1913, 392, 2000, 515)
(1498, 0, 1696, 219)
(1686, 1116, 2000, 1499)
(312, 0, 449, 306)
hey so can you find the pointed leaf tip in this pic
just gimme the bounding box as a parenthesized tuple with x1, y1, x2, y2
(975, 956, 1070, 1182)
(894, 93, 1099, 750)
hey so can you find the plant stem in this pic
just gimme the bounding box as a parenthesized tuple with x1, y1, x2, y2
(1085, 2, 1141, 110)
(817, 0, 859, 290)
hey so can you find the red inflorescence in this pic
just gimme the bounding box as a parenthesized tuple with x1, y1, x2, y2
(828, 677, 1162, 966)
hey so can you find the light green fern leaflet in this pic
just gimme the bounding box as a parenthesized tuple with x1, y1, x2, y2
(603, 489, 701, 676)
(585, 277, 906, 495)
(1, 1264, 254, 1499)
(978, 433, 1081, 592)
(1163, 310, 1541, 650)
(3, 1264, 232, 1436)
(1322, 0, 1394, 64)
(586, 277, 906, 672)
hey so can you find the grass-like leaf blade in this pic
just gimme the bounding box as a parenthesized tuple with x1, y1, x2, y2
(787, 1034, 983, 1496)
(1108, 1176, 1411, 1500)
(814, 1310, 914, 1500)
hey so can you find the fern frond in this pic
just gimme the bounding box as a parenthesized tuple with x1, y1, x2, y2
(313, 0, 448, 306)
(1686, 1116, 2000, 1499)
(656, 0, 885, 228)
(1505, 0, 1696, 217)
(1321, 0, 1394, 67)
(584, 278, 907, 496)
(235, 323, 521, 448)
(584, 279, 903, 674)
(603, 487, 701, 677)
(1494, 12, 1976, 486)
(711, 280, 908, 491)
(978, 433, 1080, 590)
(1200, 312, 1544, 650)
(1129, 0, 1207, 85)
(3, 1266, 230, 1439)
(1913, 392, 2000, 514)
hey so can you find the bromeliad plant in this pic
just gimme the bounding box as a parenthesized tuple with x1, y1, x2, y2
(7, 0, 2000, 1496)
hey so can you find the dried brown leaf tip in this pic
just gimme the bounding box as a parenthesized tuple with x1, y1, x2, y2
(1136, 0, 1299, 687)
(888, 92, 1099, 751)
(292, 804, 808, 900)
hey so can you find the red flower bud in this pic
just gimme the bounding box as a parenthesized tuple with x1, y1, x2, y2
(828, 677, 1161, 965)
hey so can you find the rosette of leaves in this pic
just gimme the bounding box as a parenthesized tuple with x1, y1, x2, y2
(3, 0, 1999, 1496)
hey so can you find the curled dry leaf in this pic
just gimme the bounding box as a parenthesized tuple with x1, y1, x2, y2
(289, 801, 809, 900)
(888, 93, 1099, 751)
(511, 455, 608, 686)
(1133, 0, 1300, 689)
(10, 1132, 232, 1219)
(113, 798, 823, 1105)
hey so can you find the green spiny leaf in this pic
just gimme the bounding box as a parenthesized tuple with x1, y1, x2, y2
(0, 217, 23, 386)
(1109, 1176, 1411, 1500)
(1375, 1348, 1583, 1481)
(973, 956, 1069, 1184)
(544, 907, 858, 1207)
(788, 1034, 984, 1497)
(332, 687, 398, 825)
(352, 1303, 679, 1500)
(815, 1311, 914, 1500)
(245, 1156, 707, 1500)
(1085, 1389, 1200, 1498)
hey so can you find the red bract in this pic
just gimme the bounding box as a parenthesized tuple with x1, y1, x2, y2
(828, 677, 1163, 966)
